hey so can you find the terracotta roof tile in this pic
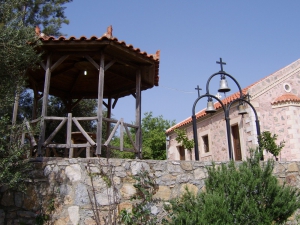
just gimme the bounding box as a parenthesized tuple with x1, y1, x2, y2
(166, 85, 253, 134)
(36, 25, 160, 87)
(272, 93, 300, 105)
(37, 26, 160, 62)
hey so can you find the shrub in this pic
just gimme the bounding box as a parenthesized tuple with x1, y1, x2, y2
(164, 151, 300, 225)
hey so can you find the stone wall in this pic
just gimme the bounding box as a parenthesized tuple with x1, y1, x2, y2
(1, 158, 300, 224)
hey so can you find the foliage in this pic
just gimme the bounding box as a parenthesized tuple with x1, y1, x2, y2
(164, 151, 300, 225)
(174, 129, 194, 151)
(141, 112, 175, 160)
(0, 116, 33, 191)
(119, 169, 159, 225)
(109, 112, 175, 160)
(0, 0, 40, 191)
(259, 131, 285, 158)
(0, 0, 72, 36)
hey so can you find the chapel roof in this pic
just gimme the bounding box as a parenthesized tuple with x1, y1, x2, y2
(166, 59, 300, 134)
(272, 93, 300, 105)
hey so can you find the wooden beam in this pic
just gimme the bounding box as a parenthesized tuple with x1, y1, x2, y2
(69, 73, 81, 93)
(38, 54, 52, 156)
(104, 59, 116, 71)
(85, 54, 100, 70)
(50, 55, 69, 72)
(40, 61, 46, 71)
(12, 90, 20, 125)
(106, 97, 112, 142)
(104, 120, 120, 146)
(70, 97, 84, 110)
(103, 101, 109, 109)
(96, 53, 105, 155)
(72, 117, 96, 146)
(112, 98, 118, 109)
(43, 118, 67, 146)
(135, 69, 142, 159)
(67, 113, 72, 157)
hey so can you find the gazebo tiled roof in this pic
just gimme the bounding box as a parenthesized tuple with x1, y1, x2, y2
(28, 25, 160, 100)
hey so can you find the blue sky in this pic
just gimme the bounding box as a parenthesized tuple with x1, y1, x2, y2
(61, 1, 300, 125)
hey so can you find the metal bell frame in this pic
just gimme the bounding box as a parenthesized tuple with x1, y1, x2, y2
(192, 58, 261, 161)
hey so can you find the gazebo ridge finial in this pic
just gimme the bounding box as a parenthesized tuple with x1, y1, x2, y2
(103, 25, 113, 38)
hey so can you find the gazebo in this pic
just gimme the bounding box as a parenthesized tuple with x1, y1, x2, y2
(16, 26, 160, 158)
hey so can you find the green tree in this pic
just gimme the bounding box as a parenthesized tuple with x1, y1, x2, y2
(165, 151, 300, 224)
(110, 112, 175, 160)
(174, 129, 194, 151)
(259, 131, 285, 160)
(141, 112, 175, 160)
(0, 0, 72, 36)
(0, 0, 41, 191)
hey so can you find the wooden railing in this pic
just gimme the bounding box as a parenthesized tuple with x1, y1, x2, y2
(22, 113, 139, 158)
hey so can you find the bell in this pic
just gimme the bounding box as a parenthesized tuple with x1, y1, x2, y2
(238, 104, 247, 115)
(218, 77, 231, 93)
(205, 99, 216, 113)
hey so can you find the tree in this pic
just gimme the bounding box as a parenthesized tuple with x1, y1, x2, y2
(259, 131, 285, 160)
(110, 112, 175, 160)
(0, 0, 73, 36)
(174, 129, 194, 151)
(165, 151, 300, 224)
(0, 0, 72, 190)
(140, 112, 175, 160)
(0, 0, 41, 190)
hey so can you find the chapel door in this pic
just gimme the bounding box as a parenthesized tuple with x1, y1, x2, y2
(231, 124, 242, 161)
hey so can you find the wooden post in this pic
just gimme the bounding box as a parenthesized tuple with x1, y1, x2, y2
(67, 113, 73, 158)
(37, 55, 51, 156)
(86, 142, 90, 158)
(106, 97, 112, 140)
(12, 89, 20, 125)
(135, 69, 142, 159)
(96, 54, 105, 155)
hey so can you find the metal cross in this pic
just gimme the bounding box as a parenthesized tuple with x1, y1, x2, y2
(215, 92, 222, 99)
(216, 58, 226, 72)
(195, 85, 202, 97)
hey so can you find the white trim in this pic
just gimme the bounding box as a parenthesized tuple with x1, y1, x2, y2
(272, 102, 300, 109)
(250, 64, 300, 100)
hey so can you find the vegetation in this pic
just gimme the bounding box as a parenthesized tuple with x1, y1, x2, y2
(119, 168, 159, 225)
(0, 0, 72, 36)
(259, 131, 285, 160)
(111, 112, 175, 160)
(0, 0, 40, 191)
(0, 0, 71, 190)
(164, 151, 300, 224)
(174, 128, 194, 151)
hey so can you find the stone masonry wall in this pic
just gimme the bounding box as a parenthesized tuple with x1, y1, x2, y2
(1, 158, 300, 225)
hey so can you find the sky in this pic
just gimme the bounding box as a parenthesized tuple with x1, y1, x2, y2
(61, 1, 300, 125)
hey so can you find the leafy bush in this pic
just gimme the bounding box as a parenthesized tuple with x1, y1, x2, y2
(164, 151, 300, 225)
(119, 169, 159, 225)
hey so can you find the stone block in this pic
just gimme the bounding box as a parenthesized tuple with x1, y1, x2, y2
(65, 164, 82, 182)
(131, 161, 150, 175)
(118, 201, 133, 213)
(153, 186, 171, 200)
(68, 206, 79, 225)
(120, 183, 136, 199)
(194, 168, 206, 180)
(288, 163, 299, 172)
(180, 183, 198, 196)
(180, 161, 193, 171)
